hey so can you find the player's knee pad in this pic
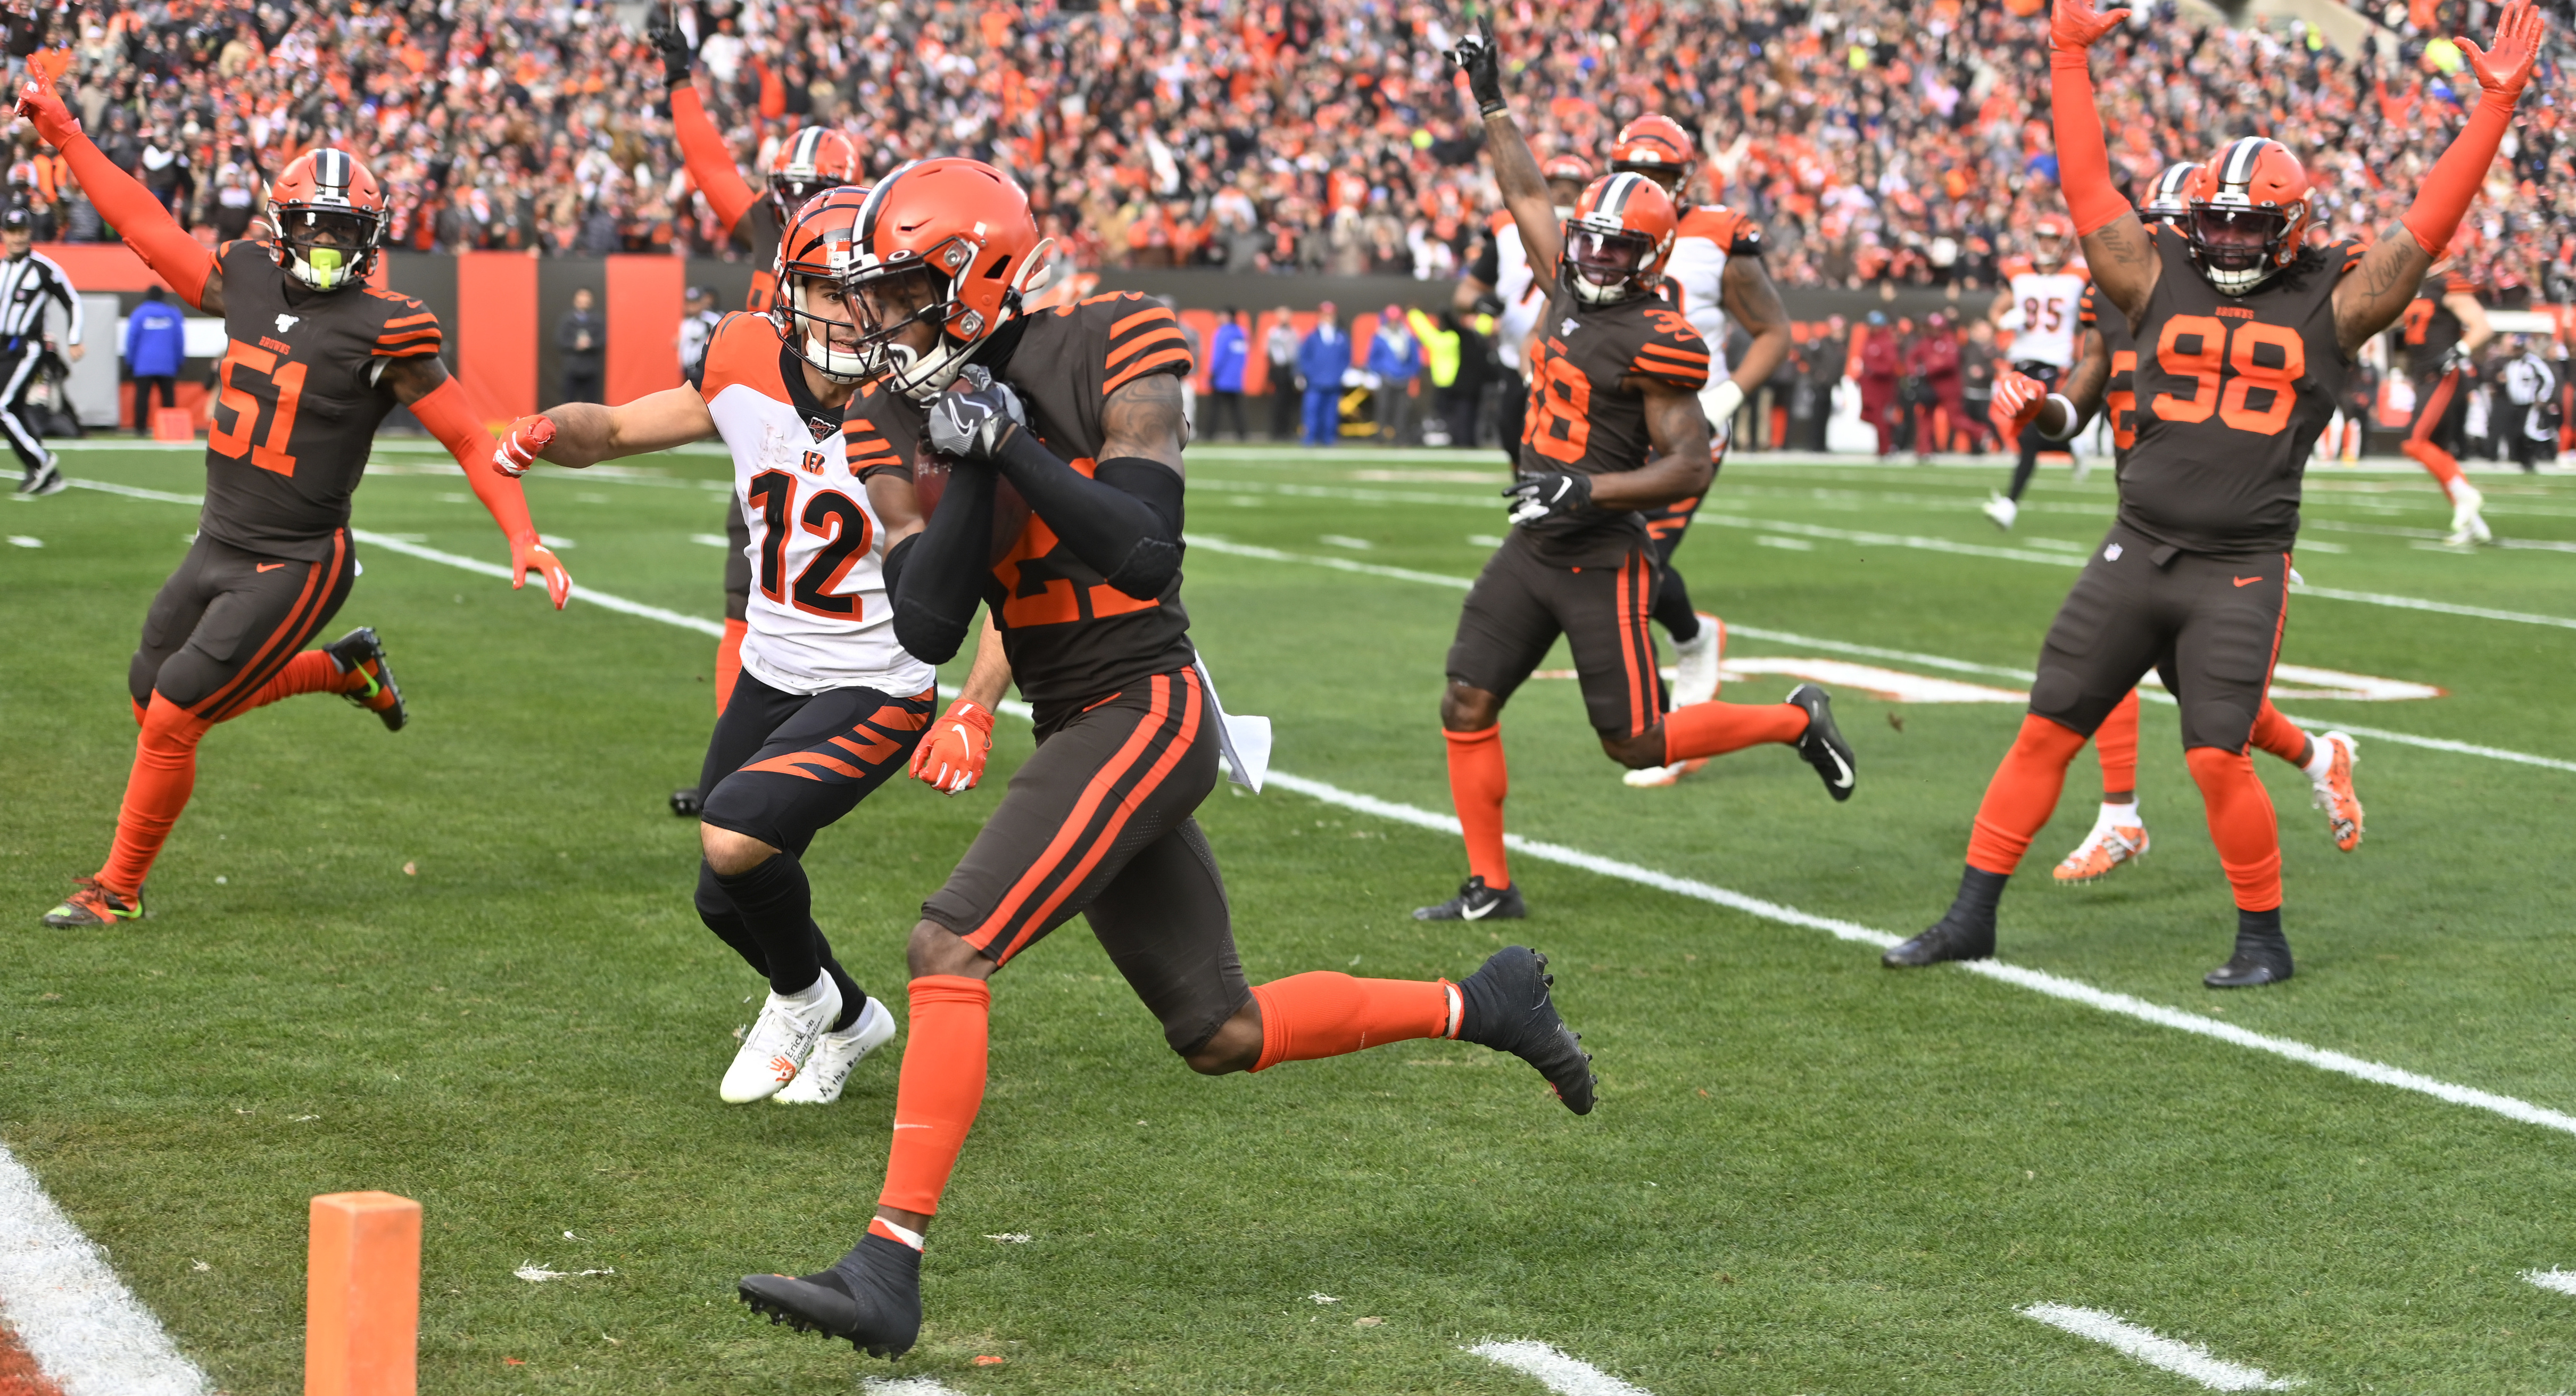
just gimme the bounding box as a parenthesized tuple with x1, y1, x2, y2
(147, 656, 227, 711)
(2025, 665, 2097, 729)
(2183, 700, 2255, 755)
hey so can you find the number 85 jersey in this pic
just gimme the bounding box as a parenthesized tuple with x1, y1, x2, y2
(700, 312, 934, 698)
(2120, 224, 2356, 557)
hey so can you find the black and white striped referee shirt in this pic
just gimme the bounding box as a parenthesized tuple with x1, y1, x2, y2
(0, 250, 81, 350)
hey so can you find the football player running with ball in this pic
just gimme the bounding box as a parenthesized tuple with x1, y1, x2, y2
(17, 72, 574, 930)
(1415, 19, 1856, 923)
(1887, 0, 2539, 987)
(733, 158, 1598, 1357)
(1990, 165, 2365, 883)
(493, 189, 1012, 1106)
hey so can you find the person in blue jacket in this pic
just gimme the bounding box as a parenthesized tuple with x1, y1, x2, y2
(1296, 300, 1349, 448)
(123, 285, 185, 436)
(1364, 302, 1423, 444)
(1205, 306, 1249, 441)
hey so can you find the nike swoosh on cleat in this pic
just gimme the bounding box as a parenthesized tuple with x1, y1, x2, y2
(2233, 575, 2262, 587)
(1825, 748, 1854, 789)
(1460, 899, 1497, 921)
(256, 563, 286, 572)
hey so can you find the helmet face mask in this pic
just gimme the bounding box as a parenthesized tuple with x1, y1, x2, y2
(840, 159, 1047, 402)
(847, 258, 963, 392)
(2185, 138, 2312, 296)
(1564, 226, 1658, 303)
(266, 150, 386, 292)
(1558, 172, 1677, 307)
(767, 172, 841, 223)
(784, 270, 869, 381)
(765, 128, 862, 226)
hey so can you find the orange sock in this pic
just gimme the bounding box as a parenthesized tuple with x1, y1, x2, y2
(2094, 689, 2140, 798)
(2185, 746, 2282, 911)
(2248, 700, 2309, 767)
(2401, 437, 2464, 493)
(875, 974, 990, 1219)
(1965, 713, 2088, 875)
(95, 694, 214, 896)
(1444, 725, 1510, 888)
(1660, 699, 1806, 763)
(715, 618, 748, 713)
(237, 650, 366, 715)
(1247, 972, 1458, 1072)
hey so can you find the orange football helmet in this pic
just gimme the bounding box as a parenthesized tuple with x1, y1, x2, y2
(2143, 161, 2198, 225)
(844, 158, 1054, 399)
(2030, 214, 2071, 270)
(767, 127, 863, 224)
(774, 185, 872, 381)
(266, 148, 387, 291)
(1561, 171, 1677, 306)
(1611, 114, 1693, 172)
(2188, 137, 2312, 295)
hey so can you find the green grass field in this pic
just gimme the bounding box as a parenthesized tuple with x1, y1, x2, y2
(4, 440, 2574, 1395)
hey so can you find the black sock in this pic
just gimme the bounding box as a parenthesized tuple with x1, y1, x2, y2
(2234, 906, 2289, 960)
(1652, 566, 1700, 642)
(816, 949, 865, 1032)
(1945, 864, 2009, 932)
(712, 853, 844, 1001)
(2007, 451, 2039, 502)
(693, 861, 772, 979)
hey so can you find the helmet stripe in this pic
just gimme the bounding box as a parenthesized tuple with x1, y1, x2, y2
(2221, 137, 2266, 189)
(1596, 172, 1638, 218)
(791, 128, 821, 170)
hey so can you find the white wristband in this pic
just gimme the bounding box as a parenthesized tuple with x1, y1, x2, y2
(2040, 393, 2082, 442)
(1700, 378, 1746, 431)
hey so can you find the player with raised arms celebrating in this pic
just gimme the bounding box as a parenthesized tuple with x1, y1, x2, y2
(1455, 151, 1593, 465)
(1991, 164, 2365, 884)
(732, 157, 1599, 1357)
(1412, 19, 1857, 923)
(1603, 113, 1790, 787)
(493, 189, 1011, 1106)
(16, 71, 573, 930)
(651, 4, 867, 804)
(1886, 0, 2541, 987)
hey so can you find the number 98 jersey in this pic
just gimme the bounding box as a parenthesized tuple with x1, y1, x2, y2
(2120, 224, 2357, 556)
(699, 312, 934, 698)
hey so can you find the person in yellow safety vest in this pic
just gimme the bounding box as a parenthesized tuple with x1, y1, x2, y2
(1409, 306, 1462, 445)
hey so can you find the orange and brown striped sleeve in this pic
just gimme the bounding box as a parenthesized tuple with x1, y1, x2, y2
(1101, 298, 1194, 397)
(370, 305, 444, 359)
(1630, 332, 1711, 392)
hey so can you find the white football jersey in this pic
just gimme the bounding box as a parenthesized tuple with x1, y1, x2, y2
(2006, 270, 2088, 368)
(698, 313, 934, 699)
(1486, 213, 1547, 371)
(1661, 204, 1763, 424)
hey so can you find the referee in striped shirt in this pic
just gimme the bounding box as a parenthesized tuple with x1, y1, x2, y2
(1, 205, 84, 498)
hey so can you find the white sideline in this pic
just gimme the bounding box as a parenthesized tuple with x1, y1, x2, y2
(1186, 534, 2576, 775)
(1468, 1340, 1656, 1395)
(0, 1142, 211, 1396)
(861, 1378, 970, 1395)
(2525, 1269, 2576, 1295)
(2019, 1304, 2301, 1391)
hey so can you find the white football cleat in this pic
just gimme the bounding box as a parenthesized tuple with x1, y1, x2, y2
(1982, 493, 2018, 531)
(2051, 815, 2149, 883)
(1622, 757, 1708, 788)
(2445, 480, 2491, 546)
(1669, 612, 1726, 708)
(773, 996, 898, 1105)
(719, 974, 844, 1104)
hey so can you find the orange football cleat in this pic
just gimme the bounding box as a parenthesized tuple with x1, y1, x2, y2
(2052, 820, 2149, 883)
(2312, 731, 2363, 852)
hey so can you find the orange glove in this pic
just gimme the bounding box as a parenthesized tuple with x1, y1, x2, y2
(510, 534, 573, 610)
(14, 69, 77, 144)
(494, 414, 557, 477)
(910, 699, 993, 795)
(2050, 0, 2131, 52)
(1990, 369, 2050, 442)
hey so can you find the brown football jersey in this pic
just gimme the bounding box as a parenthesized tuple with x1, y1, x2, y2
(2399, 269, 2475, 377)
(2078, 280, 2141, 465)
(2120, 224, 2356, 556)
(195, 239, 446, 562)
(1517, 274, 1712, 566)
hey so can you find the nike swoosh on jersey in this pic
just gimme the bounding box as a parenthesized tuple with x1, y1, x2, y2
(2233, 575, 2263, 587)
(255, 563, 286, 572)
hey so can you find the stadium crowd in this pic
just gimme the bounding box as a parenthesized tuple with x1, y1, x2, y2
(5, 0, 2574, 298)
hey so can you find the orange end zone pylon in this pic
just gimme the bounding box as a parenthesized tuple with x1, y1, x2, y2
(306, 1192, 420, 1396)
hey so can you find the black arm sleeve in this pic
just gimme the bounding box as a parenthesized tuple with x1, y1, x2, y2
(887, 461, 997, 665)
(989, 431, 1184, 600)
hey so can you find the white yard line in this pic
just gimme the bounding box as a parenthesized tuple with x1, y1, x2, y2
(0, 1143, 210, 1396)
(860, 1378, 971, 1395)
(1467, 1340, 1655, 1395)
(2524, 1269, 2576, 1295)
(2019, 1304, 2301, 1391)
(1187, 535, 2576, 774)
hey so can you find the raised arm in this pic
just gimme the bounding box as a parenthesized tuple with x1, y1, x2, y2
(2334, 0, 2544, 352)
(15, 74, 221, 312)
(383, 353, 573, 609)
(2047, 0, 2158, 324)
(1448, 19, 1561, 278)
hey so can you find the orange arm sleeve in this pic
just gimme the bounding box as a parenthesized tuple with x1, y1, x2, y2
(2048, 49, 2134, 237)
(670, 85, 759, 236)
(410, 378, 536, 543)
(52, 126, 216, 308)
(2403, 92, 2515, 259)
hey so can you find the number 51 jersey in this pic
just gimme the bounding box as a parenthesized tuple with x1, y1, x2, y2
(700, 312, 934, 698)
(2121, 224, 2356, 556)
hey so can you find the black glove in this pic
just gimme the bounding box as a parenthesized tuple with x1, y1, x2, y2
(925, 368, 1026, 462)
(1470, 291, 1504, 317)
(1448, 15, 1506, 117)
(1504, 472, 1592, 525)
(645, 4, 694, 89)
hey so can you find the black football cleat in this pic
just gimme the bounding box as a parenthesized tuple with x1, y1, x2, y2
(1881, 913, 1994, 968)
(670, 787, 704, 817)
(1786, 683, 1856, 800)
(322, 627, 405, 731)
(739, 1232, 921, 1358)
(2205, 911, 2293, 989)
(1455, 945, 1595, 1114)
(1412, 875, 1526, 922)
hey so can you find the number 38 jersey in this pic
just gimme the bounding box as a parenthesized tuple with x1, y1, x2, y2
(195, 239, 446, 562)
(1517, 275, 1712, 566)
(700, 312, 933, 698)
(2121, 224, 2357, 556)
